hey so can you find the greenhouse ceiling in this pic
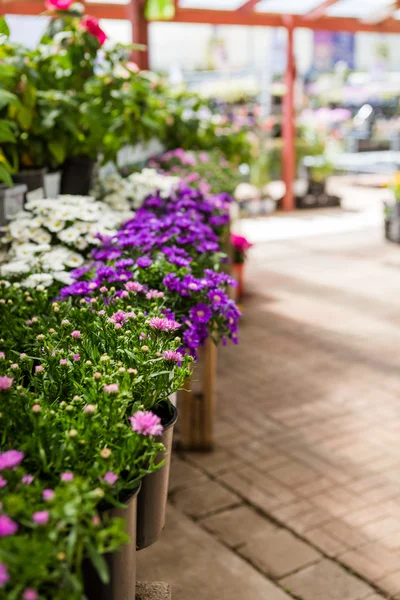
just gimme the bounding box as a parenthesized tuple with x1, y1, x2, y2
(2, 0, 400, 33)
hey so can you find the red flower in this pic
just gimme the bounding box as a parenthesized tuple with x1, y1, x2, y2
(45, 0, 74, 9)
(80, 15, 107, 46)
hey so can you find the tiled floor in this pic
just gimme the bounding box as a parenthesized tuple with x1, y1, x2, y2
(139, 214, 400, 600)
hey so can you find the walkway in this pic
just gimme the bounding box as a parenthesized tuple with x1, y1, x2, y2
(138, 211, 400, 599)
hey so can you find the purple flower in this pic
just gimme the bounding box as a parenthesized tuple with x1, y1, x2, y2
(0, 515, 18, 537)
(183, 328, 202, 350)
(115, 258, 134, 268)
(43, 489, 55, 501)
(129, 411, 163, 436)
(73, 354, 80, 361)
(0, 450, 24, 470)
(109, 311, 126, 324)
(0, 376, 13, 392)
(190, 303, 212, 324)
(137, 256, 152, 268)
(208, 289, 229, 307)
(23, 590, 38, 600)
(162, 350, 184, 363)
(22, 475, 34, 485)
(61, 472, 74, 482)
(0, 563, 9, 588)
(162, 273, 181, 292)
(32, 511, 49, 525)
(103, 471, 118, 486)
(149, 316, 181, 332)
(0, 476, 6, 488)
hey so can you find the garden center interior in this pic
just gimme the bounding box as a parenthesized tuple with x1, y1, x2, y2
(3, 1, 400, 599)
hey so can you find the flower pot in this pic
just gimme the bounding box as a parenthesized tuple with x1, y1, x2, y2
(13, 168, 46, 200)
(44, 171, 61, 198)
(232, 263, 244, 300)
(136, 403, 177, 550)
(0, 184, 27, 227)
(60, 156, 95, 196)
(83, 485, 140, 600)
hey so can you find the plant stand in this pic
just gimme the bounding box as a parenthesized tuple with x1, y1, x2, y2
(136, 582, 171, 600)
(178, 338, 217, 452)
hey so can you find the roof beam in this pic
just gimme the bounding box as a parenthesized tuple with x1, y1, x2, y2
(303, 0, 341, 20)
(237, 0, 261, 13)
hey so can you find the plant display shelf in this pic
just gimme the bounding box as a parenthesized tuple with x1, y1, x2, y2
(178, 338, 217, 452)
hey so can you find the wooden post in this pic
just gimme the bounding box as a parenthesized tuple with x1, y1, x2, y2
(282, 18, 296, 211)
(130, 0, 149, 70)
(178, 339, 217, 451)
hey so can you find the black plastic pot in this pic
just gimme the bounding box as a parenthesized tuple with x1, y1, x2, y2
(13, 168, 46, 197)
(0, 184, 27, 227)
(60, 156, 95, 196)
(83, 485, 140, 600)
(136, 403, 178, 550)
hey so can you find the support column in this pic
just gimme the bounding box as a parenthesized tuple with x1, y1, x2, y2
(282, 18, 296, 211)
(130, 0, 149, 70)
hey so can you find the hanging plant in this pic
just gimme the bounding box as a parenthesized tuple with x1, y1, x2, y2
(145, 0, 175, 20)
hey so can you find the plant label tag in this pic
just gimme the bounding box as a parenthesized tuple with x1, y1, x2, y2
(26, 187, 44, 202)
(4, 194, 24, 220)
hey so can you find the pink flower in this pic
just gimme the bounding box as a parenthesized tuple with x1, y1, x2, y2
(73, 354, 80, 361)
(149, 317, 181, 332)
(163, 350, 183, 363)
(0, 450, 24, 470)
(59, 358, 67, 365)
(93, 372, 101, 379)
(0, 352, 4, 360)
(32, 511, 49, 525)
(126, 61, 139, 73)
(103, 383, 119, 394)
(61, 472, 74, 482)
(42, 489, 55, 501)
(46, 0, 73, 9)
(146, 290, 164, 299)
(103, 471, 118, 486)
(80, 15, 107, 45)
(0, 477, 6, 488)
(0, 515, 18, 537)
(0, 376, 13, 392)
(23, 589, 38, 600)
(0, 563, 9, 588)
(32, 404, 41, 413)
(125, 281, 144, 292)
(109, 311, 126, 324)
(22, 475, 34, 485)
(35, 365, 44, 373)
(71, 330, 81, 339)
(129, 411, 163, 436)
(100, 286, 107, 293)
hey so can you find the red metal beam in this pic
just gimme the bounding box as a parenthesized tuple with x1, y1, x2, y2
(303, 0, 341, 20)
(282, 20, 295, 212)
(129, 0, 149, 70)
(237, 0, 261, 13)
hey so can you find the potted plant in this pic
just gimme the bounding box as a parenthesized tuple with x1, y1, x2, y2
(231, 233, 252, 300)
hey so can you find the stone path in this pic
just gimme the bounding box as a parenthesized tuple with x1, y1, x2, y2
(139, 216, 400, 600)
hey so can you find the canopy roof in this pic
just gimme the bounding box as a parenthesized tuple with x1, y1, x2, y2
(2, 0, 400, 33)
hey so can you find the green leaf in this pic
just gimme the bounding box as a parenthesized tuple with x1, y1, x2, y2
(49, 140, 66, 164)
(0, 17, 10, 38)
(16, 105, 33, 130)
(86, 541, 110, 584)
(0, 89, 20, 111)
(0, 164, 13, 187)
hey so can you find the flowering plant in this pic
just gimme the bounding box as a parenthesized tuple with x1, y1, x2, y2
(147, 148, 243, 196)
(231, 234, 252, 265)
(60, 185, 240, 354)
(0, 195, 131, 287)
(0, 458, 128, 599)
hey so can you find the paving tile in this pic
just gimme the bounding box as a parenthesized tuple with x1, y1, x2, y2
(182, 448, 243, 475)
(239, 529, 321, 579)
(172, 479, 241, 519)
(280, 559, 375, 600)
(137, 505, 291, 600)
(168, 456, 207, 493)
(201, 505, 277, 548)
